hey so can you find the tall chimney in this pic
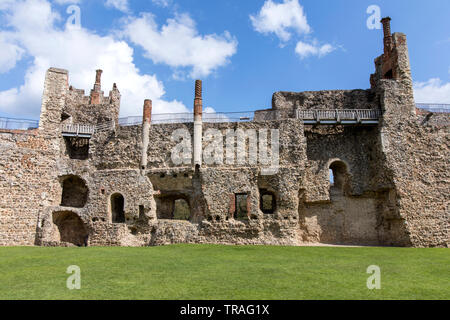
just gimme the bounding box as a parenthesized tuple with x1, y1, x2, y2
(193, 80, 203, 167)
(90, 69, 103, 104)
(381, 17, 393, 55)
(95, 69, 102, 90)
(140, 99, 152, 170)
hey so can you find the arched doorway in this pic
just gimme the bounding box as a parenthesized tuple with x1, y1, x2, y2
(111, 193, 125, 223)
(61, 175, 88, 208)
(52, 211, 88, 247)
(329, 160, 349, 194)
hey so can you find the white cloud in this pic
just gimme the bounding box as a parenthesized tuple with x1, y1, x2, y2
(413, 78, 450, 104)
(53, 0, 81, 4)
(122, 13, 238, 78)
(105, 0, 129, 13)
(295, 40, 335, 59)
(250, 0, 310, 42)
(0, 33, 24, 73)
(0, 0, 187, 118)
(151, 0, 170, 7)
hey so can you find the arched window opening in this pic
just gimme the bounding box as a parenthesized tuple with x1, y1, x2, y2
(260, 190, 276, 214)
(329, 161, 349, 192)
(52, 211, 88, 247)
(111, 193, 125, 223)
(61, 175, 88, 208)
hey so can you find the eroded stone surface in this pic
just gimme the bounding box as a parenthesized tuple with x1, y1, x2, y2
(0, 20, 448, 248)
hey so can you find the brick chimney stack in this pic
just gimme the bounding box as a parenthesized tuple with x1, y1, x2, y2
(381, 17, 393, 55)
(194, 80, 203, 119)
(143, 99, 152, 124)
(193, 80, 203, 167)
(141, 99, 152, 170)
(90, 69, 103, 105)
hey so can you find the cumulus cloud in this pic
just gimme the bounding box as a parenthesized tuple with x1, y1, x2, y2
(105, 0, 129, 13)
(0, 33, 25, 73)
(413, 78, 450, 104)
(0, 0, 187, 118)
(53, 0, 81, 4)
(250, 0, 336, 59)
(250, 0, 310, 42)
(122, 13, 238, 78)
(295, 40, 335, 59)
(151, 0, 170, 7)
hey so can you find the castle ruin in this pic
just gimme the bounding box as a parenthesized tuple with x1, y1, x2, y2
(0, 18, 448, 247)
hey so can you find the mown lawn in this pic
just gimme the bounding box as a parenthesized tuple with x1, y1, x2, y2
(0, 245, 448, 300)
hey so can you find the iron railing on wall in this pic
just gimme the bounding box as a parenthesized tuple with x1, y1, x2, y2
(118, 111, 255, 126)
(416, 103, 450, 113)
(297, 109, 382, 124)
(1, 104, 449, 131)
(0, 117, 39, 130)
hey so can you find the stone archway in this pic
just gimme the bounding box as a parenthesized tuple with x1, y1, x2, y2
(110, 193, 125, 223)
(61, 175, 88, 208)
(52, 211, 88, 246)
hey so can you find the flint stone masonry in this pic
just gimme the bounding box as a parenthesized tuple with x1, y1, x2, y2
(0, 18, 448, 247)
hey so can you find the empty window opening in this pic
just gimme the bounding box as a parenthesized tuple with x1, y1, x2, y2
(155, 194, 191, 221)
(111, 193, 125, 223)
(329, 161, 349, 192)
(61, 175, 88, 208)
(61, 112, 71, 123)
(53, 211, 88, 247)
(139, 205, 145, 219)
(64, 137, 90, 160)
(384, 69, 393, 79)
(173, 199, 190, 220)
(260, 190, 276, 214)
(235, 193, 249, 220)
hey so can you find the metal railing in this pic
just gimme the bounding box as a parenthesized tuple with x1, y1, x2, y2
(416, 103, 450, 113)
(0, 117, 39, 130)
(118, 111, 255, 126)
(1, 103, 448, 131)
(297, 109, 382, 124)
(61, 124, 96, 137)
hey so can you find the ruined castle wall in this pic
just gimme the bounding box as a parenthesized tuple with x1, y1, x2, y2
(303, 125, 380, 202)
(378, 79, 449, 247)
(272, 89, 379, 111)
(0, 131, 59, 246)
(381, 115, 449, 247)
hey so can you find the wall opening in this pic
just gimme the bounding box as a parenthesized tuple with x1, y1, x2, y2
(111, 193, 125, 223)
(155, 193, 191, 221)
(173, 199, 190, 220)
(52, 211, 88, 247)
(61, 175, 88, 208)
(260, 190, 276, 214)
(235, 193, 249, 220)
(384, 69, 393, 79)
(329, 160, 349, 194)
(64, 137, 90, 160)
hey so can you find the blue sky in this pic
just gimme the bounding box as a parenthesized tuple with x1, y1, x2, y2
(0, 0, 449, 119)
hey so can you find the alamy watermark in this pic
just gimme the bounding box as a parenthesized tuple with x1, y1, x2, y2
(171, 128, 280, 175)
(366, 5, 382, 30)
(66, 265, 81, 290)
(66, 5, 81, 29)
(366, 265, 381, 290)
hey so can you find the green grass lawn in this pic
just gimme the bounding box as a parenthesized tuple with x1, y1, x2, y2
(0, 245, 448, 300)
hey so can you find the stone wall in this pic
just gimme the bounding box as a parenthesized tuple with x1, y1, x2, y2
(0, 19, 448, 248)
(0, 130, 59, 246)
